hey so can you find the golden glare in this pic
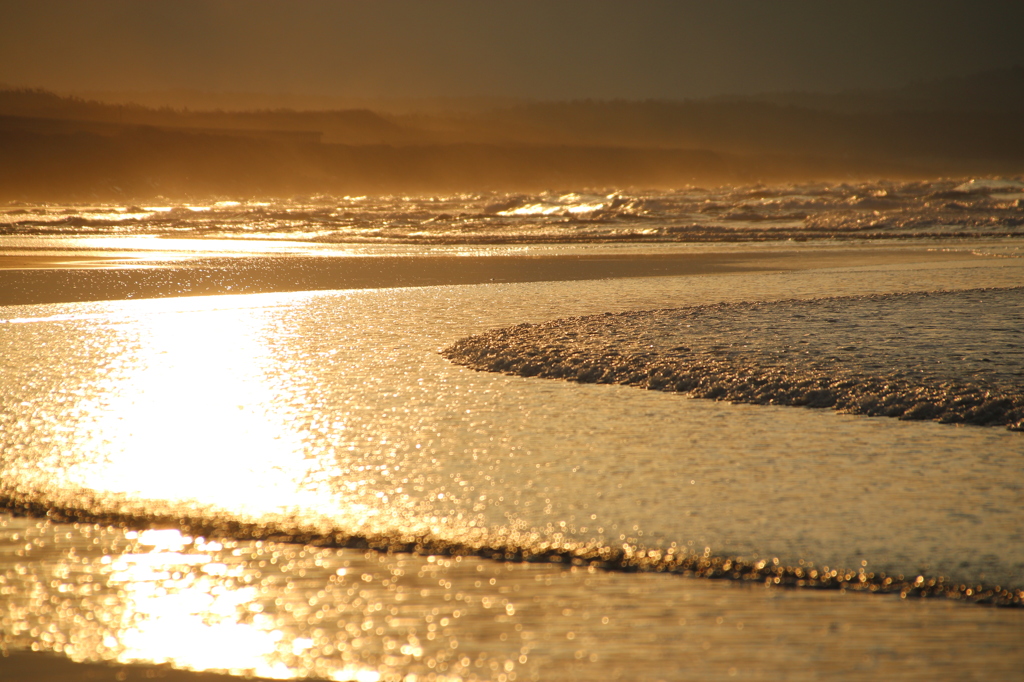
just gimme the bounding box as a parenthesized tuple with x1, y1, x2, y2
(96, 529, 294, 678)
(53, 296, 331, 515)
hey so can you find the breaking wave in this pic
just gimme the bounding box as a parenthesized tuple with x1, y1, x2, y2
(3, 177, 1023, 244)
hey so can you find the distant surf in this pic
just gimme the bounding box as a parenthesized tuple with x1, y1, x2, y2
(3, 177, 1023, 245)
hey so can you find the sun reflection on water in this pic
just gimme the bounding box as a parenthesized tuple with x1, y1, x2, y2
(28, 297, 332, 516)
(0, 518, 534, 681)
(107, 530, 294, 678)
(7, 514, 1024, 682)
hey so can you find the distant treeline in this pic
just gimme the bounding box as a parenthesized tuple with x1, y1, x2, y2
(0, 89, 410, 145)
(2, 69, 1023, 201)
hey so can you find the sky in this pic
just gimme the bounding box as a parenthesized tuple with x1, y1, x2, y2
(2, 0, 1023, 101)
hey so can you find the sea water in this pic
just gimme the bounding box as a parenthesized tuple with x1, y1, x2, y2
(2, 247, 1024, 680)
(3, 178, 1023, 246)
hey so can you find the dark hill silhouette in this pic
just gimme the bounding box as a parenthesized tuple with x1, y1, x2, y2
(2, 70, 1023, 202)
(0, 89, 417, 144)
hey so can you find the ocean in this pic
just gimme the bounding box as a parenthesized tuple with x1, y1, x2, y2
(3, 178, 1024, 246)
(1, 178, 1023, 680)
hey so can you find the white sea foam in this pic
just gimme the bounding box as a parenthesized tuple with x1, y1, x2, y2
(3, 177, 1022, 244)
(445, 288, 1024, 430)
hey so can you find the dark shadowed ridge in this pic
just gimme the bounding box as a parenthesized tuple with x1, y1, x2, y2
(2, 69, 1024, 202)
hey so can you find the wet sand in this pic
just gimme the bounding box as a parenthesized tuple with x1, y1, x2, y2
(0, 243, 989, 306)
(1, 651, 286, 682)
(2, 242, 1021, 682)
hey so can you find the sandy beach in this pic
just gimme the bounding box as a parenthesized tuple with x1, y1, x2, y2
(0, 242, 991, 306)
(2, 240, 1023, 681)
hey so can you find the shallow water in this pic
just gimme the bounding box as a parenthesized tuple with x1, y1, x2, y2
(2, 255, 1024, 679)
(4, 517, 1024, 682)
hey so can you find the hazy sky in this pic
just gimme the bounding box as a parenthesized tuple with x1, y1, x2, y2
(3, 1, 1023, 100)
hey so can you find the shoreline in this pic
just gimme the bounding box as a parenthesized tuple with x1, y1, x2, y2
(0, 243, 995, 306)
